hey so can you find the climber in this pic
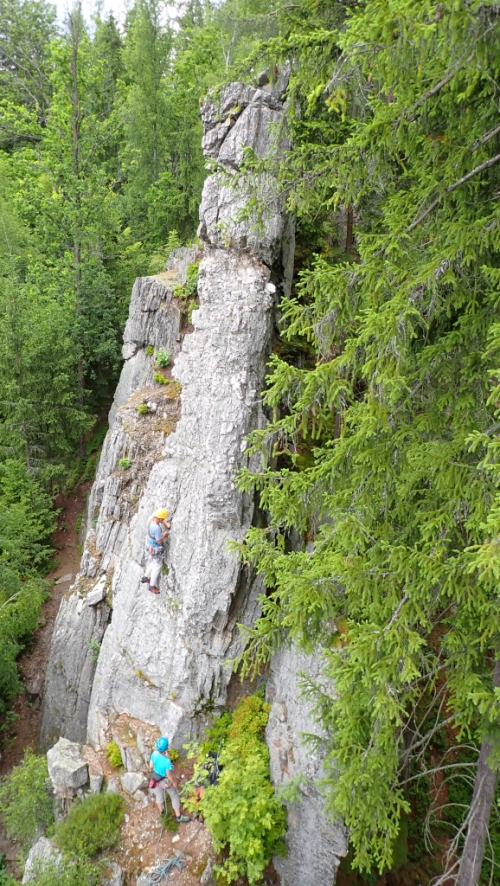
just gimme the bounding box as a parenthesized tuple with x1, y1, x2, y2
(149, 736, 190, 823)
(141, 508, 171, 595)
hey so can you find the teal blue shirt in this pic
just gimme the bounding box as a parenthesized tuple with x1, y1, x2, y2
(151, 750, 173, 778)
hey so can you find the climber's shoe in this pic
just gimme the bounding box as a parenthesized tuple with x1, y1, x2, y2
(141, 576, 150, 584)
(149, 586, 160, 595)
(176, 815, 190, 823)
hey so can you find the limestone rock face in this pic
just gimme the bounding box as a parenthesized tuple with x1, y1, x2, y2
(47, 737, 89, 799)
(41, 80, 292, 751)
(87, 245, 275, 747)
(22, 838, 62, 883)
(265, 647, 348, 886)
(198, 80, 291, 270)
(39, 258, 193, 750)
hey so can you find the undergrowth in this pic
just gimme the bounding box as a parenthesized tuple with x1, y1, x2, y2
(185, 693, 286, 885)
(0, 748, 54, 857)
(53, 792, 124, 859)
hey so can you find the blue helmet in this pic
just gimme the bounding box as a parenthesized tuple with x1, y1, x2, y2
(156, 736, 169, 752)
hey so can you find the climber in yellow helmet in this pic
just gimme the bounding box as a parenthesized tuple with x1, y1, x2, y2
(141, 508, 171, 595)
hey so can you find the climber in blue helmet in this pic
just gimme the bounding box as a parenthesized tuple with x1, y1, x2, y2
(149, 736, 190, 823)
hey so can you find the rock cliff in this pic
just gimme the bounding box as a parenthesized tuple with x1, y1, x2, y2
(40, 76, 292, 751)
(39, 75, 347, 885)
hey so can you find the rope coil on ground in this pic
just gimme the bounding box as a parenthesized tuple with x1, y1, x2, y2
(143, 855, 185, 884)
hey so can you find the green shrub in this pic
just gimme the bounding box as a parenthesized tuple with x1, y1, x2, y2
(106, 740, 122, 768)
(0, 853, 16, 886)
(27, 856, 100, 886)
(118, 457, 131, 470)
(0, 748, 54, 855)
(136, 403, 149, 415)
(153, 372, 168, 385)
(196, 694, 286, 885)
(87, 638, 100, 664)
(53, 793, 124, 859)
(186, 262, 199, 297)
(145, 345, 154, 356)
(173, 284, 188, 300)
(154, 348, 171, 368)
(168, 748, 180, 762)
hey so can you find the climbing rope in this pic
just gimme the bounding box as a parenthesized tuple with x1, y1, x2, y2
(143, 855, 185, 885)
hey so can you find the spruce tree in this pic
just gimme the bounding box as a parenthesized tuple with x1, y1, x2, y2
(237, 1, 500, 882)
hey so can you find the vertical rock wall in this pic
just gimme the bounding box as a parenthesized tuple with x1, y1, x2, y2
(39, 75, 346, 886)
(40, 76, 293, 750)
(266, 648, 348, 885)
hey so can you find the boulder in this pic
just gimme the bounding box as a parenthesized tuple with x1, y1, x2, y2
(101, 860, 124, 886)
(22, 837, 62, 883)
(120, 771, 147, 794)
(47, 737, 88, 797)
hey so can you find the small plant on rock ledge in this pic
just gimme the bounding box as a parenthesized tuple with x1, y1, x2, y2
(136, 403, 149, 415)
(145, 345, 154, 356)
(118, 457, 131, 470)
(155, 348, 171, 368)
(105, 740, 123, 768)
(87, 638, 100, 664)
(153, 372, 168, 385)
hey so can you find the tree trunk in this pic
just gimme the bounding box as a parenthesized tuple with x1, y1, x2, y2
(456, 658, 500, 886)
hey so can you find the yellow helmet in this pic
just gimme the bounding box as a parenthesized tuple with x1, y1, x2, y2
(155, 508, 168, 520)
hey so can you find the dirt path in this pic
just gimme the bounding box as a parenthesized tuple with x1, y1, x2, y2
(0, 483, 91, 774)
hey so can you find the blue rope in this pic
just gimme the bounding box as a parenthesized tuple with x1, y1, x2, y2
(144, 855, 185, 884)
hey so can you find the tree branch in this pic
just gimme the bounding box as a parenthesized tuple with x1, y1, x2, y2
(407, 152, 500, 232)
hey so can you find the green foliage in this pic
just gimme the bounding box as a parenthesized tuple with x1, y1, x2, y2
(136, 403, 149, 415)
(0, 461, 55, 714)
(53, 792, 124, 859)
(154, 348, 171, 368)
(197, 694, 286, 885)
(234, 0, 500, 876)
(168, 748, 180, 762)
(0, 854, 16, 886)
(145, 345, 155, 357)
(106, 740, 123, 768)
(153, 372, 168, 385)
(118, 458, 131, 471)
(186, 262, 199, 297)
(87, 638, 100, 664)
(0, 748, 54, 855)
(28, 856, 101, 886)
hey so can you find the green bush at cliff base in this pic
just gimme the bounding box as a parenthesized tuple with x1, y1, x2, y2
(27, 857, 100, 886)
(0, 748, 54, 857)
(195, 694, 286, 886)
(53, 793, 124, 859)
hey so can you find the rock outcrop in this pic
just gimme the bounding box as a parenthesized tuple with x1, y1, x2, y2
(38, 74, 346, 886)
(40, 75, 293, 751)
(266, 647, 348, 885)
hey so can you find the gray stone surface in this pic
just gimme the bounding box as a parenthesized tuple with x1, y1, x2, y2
(89, 772, 104, 794)
(39, 592, 110, 750)
(266, 646, 348, 886)
(102, 860, 124, 886)
(47, 737, 88, 797)
(121, 771, 148, 794)
(198, 80, 291, 269)
(22, 838, 63, 883)
(106, 776, 120, 794)
(55, 573, 74, 585)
